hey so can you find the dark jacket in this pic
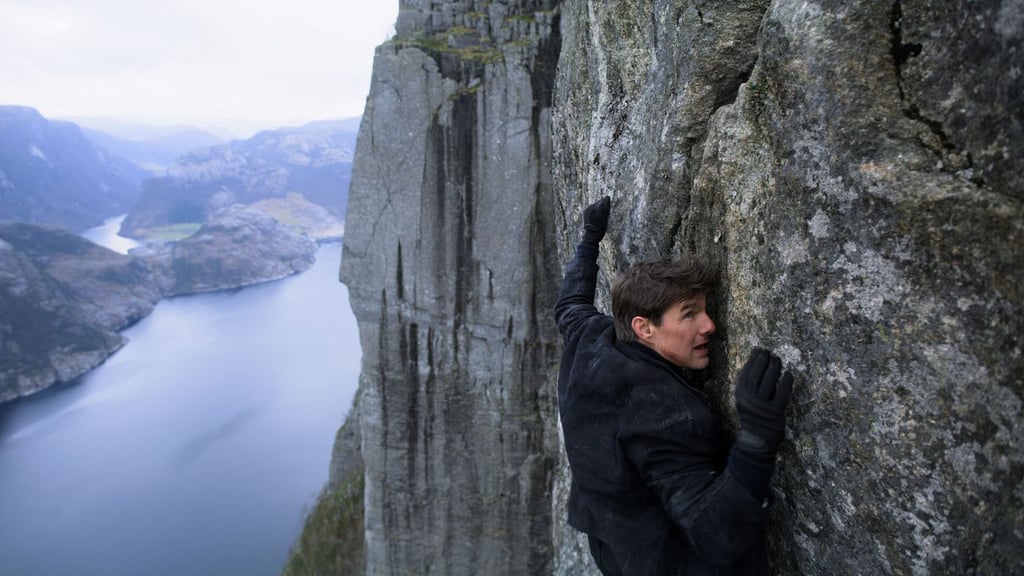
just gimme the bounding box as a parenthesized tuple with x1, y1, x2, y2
(555, 243, 770, 575)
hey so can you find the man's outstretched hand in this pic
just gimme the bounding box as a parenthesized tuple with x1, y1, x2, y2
(582, 196, 611, 245)
(734, 348, 794, 463)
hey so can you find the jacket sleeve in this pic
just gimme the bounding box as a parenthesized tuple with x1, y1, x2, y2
(623, 419, 770, 566)
(554, 241, 602, 343)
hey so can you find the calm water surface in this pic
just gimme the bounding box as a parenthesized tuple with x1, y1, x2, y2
(0, 229, 360, 576)
(81, 214, 141, 254)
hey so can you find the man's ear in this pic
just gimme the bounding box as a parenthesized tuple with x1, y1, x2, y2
(631, 315, 653, 343)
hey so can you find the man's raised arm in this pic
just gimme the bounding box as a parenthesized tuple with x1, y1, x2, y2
(554, 196, 610, 341)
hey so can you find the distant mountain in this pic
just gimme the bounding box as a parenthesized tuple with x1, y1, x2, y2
(79, 126, 225, 175)
(121, 119, 358, 238)
(61, 116, 236, 141)
(0, 106, 147, 230)
(302, 117, 362, 133)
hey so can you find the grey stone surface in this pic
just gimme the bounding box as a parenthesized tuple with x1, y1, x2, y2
(338, 1, 562, 574)
(553, 1, 1022, 574)
(337, 0, 1021, 574)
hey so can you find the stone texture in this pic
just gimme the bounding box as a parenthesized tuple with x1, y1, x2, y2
(553, 1, 1022, 574)
(338, 1, 562, 574)
(336, 0, 1021, 574)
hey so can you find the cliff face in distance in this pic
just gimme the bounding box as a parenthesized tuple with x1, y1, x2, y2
(339, 1, 562, 573)
(337, 0, 1022, 574)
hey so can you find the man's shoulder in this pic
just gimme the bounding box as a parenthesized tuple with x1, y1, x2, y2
(578, 312, 615, 337)
(615, 352, 715, 431)
(565, 314, 618, 358)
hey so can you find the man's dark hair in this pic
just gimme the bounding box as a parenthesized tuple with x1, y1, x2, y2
(611, 257, 716, 343)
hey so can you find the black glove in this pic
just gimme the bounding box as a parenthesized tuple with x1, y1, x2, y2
(582, 196, 610, 245)
(734, 348, 793, 463)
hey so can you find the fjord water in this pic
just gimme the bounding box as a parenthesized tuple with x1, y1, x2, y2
(0, 233, 360, 575)
(81, 214, 142, 254)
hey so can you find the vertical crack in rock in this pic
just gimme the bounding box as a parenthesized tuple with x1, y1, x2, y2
(449, 92, 476, 337)
(338, 2, 564, 574)
(889, 0, 922, 89)
(712, 61, 757, 113)
(889, 0, 981, 185)
(396, 241, 404, 300)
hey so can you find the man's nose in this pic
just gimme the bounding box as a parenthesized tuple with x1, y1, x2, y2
(702, 314, 715, 335)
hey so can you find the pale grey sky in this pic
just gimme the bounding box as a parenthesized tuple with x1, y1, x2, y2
(0, 0, 399, 135)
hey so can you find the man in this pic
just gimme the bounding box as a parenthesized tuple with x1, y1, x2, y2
(555, 196, 793, 575)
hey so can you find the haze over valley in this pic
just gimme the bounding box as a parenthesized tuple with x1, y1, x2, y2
(1, 3, 396, 574)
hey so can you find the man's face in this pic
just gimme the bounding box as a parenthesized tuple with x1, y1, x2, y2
(641, 294, 716, 370)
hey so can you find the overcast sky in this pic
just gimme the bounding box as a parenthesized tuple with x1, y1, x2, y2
(0, 0, 399, 136)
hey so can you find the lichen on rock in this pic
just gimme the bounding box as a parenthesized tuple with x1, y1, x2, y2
(332, 1, 1022, 574)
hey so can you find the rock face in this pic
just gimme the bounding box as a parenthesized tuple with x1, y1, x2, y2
(339, 1, 562, 573)
(121, 120, 357, 236)
(335, 0, 1022, 574)
(553, 2, 1022, 573)
(0, 106, 146, 230)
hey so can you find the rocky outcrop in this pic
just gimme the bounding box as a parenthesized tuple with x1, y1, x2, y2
(0, 222, 160, 403)
(0, 106, 146, 230)
(0, 207, 317, 404)
(250, 193, 345, 242)
(338, 1, 562, 573)
(146, 204, 317, 296)
(333, 0, 1022, 574)
(121, 120, 357, 237)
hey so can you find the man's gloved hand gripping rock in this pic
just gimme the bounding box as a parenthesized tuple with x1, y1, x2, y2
(582, 196, 610, 245)
(734, 348, 794, 464)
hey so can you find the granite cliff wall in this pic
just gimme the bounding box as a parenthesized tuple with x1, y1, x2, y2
(339, 1, 562, 573)
(552, 1, 1022, 574)
(337, 0, 1022, 574)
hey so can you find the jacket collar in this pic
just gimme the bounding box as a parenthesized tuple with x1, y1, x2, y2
(622, 341, 706, 393)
